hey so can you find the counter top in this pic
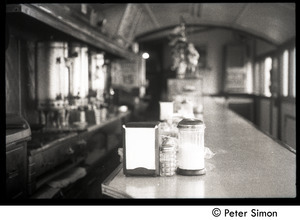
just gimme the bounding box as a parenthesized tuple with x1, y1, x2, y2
(6, 128, 31, 145)
(40, 111, 131, 133)
(102, 97, 296, 198)
(6, 114, 31, 145)
(28, 111, 131, 153)
(85, 112, 131, 133)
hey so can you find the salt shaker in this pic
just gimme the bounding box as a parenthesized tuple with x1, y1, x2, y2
(160, 144, 177, 176)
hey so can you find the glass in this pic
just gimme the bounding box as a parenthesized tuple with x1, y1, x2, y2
(177, 118, 206, 176)
(264, 57, 272, 97)
(282, 50, 289, 97)
(160, 145, 177, 176)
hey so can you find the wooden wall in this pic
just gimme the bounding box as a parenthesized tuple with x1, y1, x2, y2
(6, 35, 21, 115)
(227, 95, 295, 150)
(280, 100, 296, 149)
(6, 26, 40, 124)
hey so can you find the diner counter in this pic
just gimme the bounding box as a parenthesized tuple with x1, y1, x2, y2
(102, 97, 296, 198)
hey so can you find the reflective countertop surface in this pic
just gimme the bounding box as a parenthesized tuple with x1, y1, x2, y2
(102, 97, 296, 198)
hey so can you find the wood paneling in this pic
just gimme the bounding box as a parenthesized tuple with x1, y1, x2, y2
(252, 95, 295, 150)
(6, 35, 21, 114)
(21, 41, 39, 124)
(280, 101, 296, 149)
(6, 141, 29, 199)
(259, 99, 271, 134)
(284, 115, 296, 149)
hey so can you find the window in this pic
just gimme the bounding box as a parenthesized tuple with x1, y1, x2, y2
(259, 60, 264, 95)
(264, 57, 272, 97)
(253, 44, 294, 98)
(245, 61, 253, 94)
(254, 62, 260, 95)
(282, 50, 289, 97)
(271, 57, 279, 96)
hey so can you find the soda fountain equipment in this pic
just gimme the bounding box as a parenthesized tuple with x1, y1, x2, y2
(36, 41, 69, 128)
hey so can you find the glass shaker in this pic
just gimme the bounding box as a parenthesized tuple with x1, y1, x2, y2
(177, 118, 206, 175)
(160, 141, 177, 177)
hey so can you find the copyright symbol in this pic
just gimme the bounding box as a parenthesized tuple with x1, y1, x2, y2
(212, 208, 221, 217)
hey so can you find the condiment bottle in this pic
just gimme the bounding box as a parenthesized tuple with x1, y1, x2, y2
(160, 144, 177, 176)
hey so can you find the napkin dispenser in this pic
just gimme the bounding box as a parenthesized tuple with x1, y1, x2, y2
(123, 121, 160, 176)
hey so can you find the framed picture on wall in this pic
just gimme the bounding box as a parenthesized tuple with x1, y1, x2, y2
(111, 56, 146, 90)
(225, 67, 247, 93)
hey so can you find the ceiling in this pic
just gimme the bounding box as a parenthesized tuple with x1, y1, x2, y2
(90, 3, 295, 46)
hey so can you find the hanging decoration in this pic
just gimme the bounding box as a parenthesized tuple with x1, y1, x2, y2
(169, 17, 200, 79)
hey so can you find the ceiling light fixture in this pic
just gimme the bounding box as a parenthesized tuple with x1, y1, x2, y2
(142, 52, 150, 59)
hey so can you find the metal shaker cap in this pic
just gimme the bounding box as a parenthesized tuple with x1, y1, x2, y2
(177, 118, 205, 129)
